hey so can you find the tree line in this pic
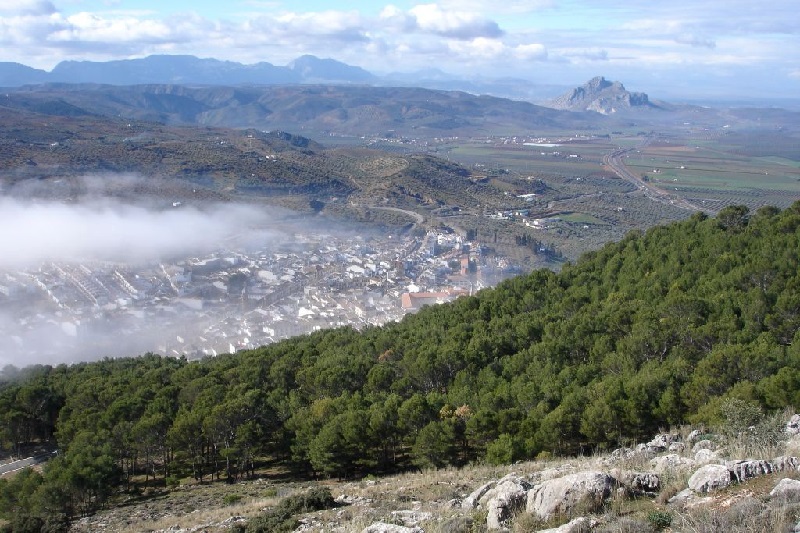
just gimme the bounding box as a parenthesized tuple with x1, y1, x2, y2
(1, 203, 799, 530)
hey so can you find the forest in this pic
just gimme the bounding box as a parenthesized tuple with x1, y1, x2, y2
(1, 203, 800, 530)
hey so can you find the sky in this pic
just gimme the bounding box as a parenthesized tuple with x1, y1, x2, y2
(0, 0, 798, 99)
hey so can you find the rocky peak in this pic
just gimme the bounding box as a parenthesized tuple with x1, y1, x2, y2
(548, 76, 651, 114)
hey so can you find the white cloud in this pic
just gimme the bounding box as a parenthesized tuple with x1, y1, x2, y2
(409, 4, 503, 40)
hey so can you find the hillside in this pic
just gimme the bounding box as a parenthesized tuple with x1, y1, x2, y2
(1, 83, 597, 137)
(0, 106, 514, 221)
(1, 203, 799, 530)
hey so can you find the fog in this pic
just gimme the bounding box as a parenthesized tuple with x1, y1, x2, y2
(0, 197, 280, 270)
(0, 189, 308, 369)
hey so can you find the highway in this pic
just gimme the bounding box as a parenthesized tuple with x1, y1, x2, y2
(603, 138, 702, 212)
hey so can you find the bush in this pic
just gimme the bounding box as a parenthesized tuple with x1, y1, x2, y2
(243, 486, 336, 533)
(647, 510, 672, 530)
(223, 494, 243, 505)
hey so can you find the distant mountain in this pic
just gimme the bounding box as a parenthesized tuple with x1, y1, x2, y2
(287, 55, 375, 83)
(0, 54, 569, 103)
(0, 62, 49, 86)
(1, 83, 599, 136)
(49, 55, 300, 85)
(547, 76, 654, 114)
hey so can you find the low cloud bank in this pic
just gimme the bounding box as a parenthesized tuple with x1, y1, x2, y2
(0, 198, 279, 269)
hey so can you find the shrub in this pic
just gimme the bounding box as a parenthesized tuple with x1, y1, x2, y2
(223, 494, 243, 505)
(242, 486, 336, 533)
(647, 510, 672, 530)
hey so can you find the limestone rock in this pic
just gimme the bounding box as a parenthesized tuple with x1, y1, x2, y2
(362, 523, 423, 533)
(688, 464, 732, 493)
(786, 414, 800, 435)
(537, 516, 599, 532)
(686, 429, 704, 444)
(462, 480, 496, 509)
(772, 456, 800, 472)
(650, 454, 696, 474)
(526, 471, 616, 520)
(727, 459, 774, 483)
(612, 470, 661, 495)
(770, 478, 800, 498)
(668, 442, 686, 453)
(692, 439, 716, 453)
(484, 476, 531, 530)
(647, 433, 680, 452)
(694, 448, 720, 464)
(391, 510, 432, 527)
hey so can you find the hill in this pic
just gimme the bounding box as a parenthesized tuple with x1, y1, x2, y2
(547, 76, 655, 114)
(1, 203, 799, 529)
(0, 105, 517, 220)
(1, 83, 597, 137)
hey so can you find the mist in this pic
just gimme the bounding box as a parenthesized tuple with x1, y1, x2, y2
(0, 197, 280, 270)
(0, 184, 307, 368)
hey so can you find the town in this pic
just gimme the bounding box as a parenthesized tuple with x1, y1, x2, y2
(0, 227, 522, 366)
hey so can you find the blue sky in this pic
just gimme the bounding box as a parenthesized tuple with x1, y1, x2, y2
(1, 0, 798, 100)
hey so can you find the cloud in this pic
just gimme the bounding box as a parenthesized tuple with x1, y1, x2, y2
(0, 191, 279, 269)
(408, 4, 503, 40)
(674, 34, 716, 48)
(0, 0, 55, 16)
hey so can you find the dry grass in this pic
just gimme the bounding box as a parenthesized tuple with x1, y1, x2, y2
(64, 417, 800, 533)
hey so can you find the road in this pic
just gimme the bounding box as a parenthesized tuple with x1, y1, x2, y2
(603, 138, 703, 212)
(0, 454, 50, 475)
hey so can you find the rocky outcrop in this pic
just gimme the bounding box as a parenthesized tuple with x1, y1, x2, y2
(727, 459, 775, 483)
(547, 76, 652, 114)
(362, 523, 423, 533)
(770, 478, 800, 498)
(786, 414, 800, 435)
(526, 471, 616, 520)
(650, 453, 696, 474)
(611, 470, 661, 496)
(484, 476, 531, 530)
(687, 464, 732, 493)
(461, 480, 496, 509)
(537, 516, 599, 532)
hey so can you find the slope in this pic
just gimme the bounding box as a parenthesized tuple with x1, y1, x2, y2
(1, 204, 799, 528)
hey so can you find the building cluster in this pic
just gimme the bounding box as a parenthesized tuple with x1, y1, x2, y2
(0, 230, 520, 364)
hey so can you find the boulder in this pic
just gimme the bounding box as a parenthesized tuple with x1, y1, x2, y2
(611, 470, 661, 496)
(668, 442, 686, 453)
(526, 471, 616, 520)
(634, 443, 660, 458)
(362, 523, 423, 533)
(694, 449, 720, 464)
(786, 414, 800, 435)
(537, 516, 599, 532)
(647, 433, 680, 451)
(686, 429, 704, 444)
(692, 439, 716, 453)
(727, 459, 774, 483)
(687, 464, 732, 493)
(770, 478, 800, 498)
(604, 447, 637, 465)
(772, 456, 800, 472)
(650, 454, 696, 474)
(461, 480, 496, 509)
(390, 510, 432, 527)
(484, 476, 531, 530)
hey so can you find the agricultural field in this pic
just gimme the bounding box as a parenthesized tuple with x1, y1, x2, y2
(624, 130, 800, 211)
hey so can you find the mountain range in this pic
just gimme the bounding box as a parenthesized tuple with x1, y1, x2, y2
(0, 54, 568, 103)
